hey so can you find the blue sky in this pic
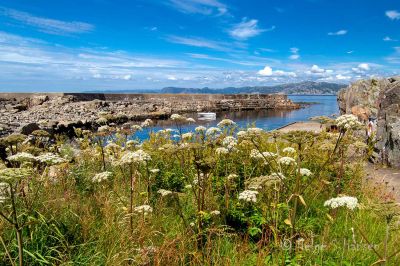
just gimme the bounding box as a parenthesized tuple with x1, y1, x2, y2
(0, 0, 400, 91)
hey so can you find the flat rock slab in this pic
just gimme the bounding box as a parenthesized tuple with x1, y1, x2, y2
(275, 121, 325, 133)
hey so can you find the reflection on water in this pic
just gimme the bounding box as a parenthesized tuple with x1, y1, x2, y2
(134, 95, 338, 140)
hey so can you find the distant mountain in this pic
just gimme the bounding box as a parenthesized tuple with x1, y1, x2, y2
(161, 81, 346, 95)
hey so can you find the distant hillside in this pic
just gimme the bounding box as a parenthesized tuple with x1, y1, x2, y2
(161, 81, 346, 95)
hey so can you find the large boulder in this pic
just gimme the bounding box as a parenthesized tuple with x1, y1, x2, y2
(375, 80, 400, 168)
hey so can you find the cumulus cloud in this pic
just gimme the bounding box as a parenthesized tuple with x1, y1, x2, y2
(383, 36, 397, 41)
(352, 63, 370, 73)
(0, 6, 94, 35)
(328, 30, 347, 36)
(386, 10, 400, 20)
(229, 18, 272, 40)
(257, 66, 296, 77)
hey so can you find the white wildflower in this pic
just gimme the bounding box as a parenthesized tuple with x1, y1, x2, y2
(300, 168, 312, 177)
(182, 132, 193, 140)
(206, 127, 221, 136)
(247, 127, 263, 136)
(119, 150, 151, 165)
(134, 205, 153, 215)
(185, 184, 192, 189)
(227, 174, 238, 180)
(96, 117, 108, 125)
(283, 147, 296, 154)
(195, 126, 207, 133)
(92, 171, 112, 183)
(237, 131, 247, 138)
(238, 190, 258, 203)
(217, 119, 236, 128)
(157, 189, 173, 197)
(270, 172, 286, 180)
(150, 169, 160, 174)
(36, 153, 67, 165)
(222, 136, 237, 150)
(210, 210, 220, 216)
(0, 182, 10, 203)
(324, 196, 358, 210)
(7, 152, 36, 163)
(171, 114, 185, 121)
(336, 114, 362, 130)
(278, 156, 297, 166)
(216, 147, 229, 155)
(141, 119, 153, 128)
(97, 125, 111, 133)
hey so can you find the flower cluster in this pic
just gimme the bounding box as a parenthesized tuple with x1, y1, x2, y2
(157, 189, 173, 197)
(7, 152, 36, 162)
(282, 147, 296, 154)
(0, 182, 10, 203)
(92, 171, 112, 183)
(206, 127, 221, 136)
(97, 125, 111, 133)
(141, 119, 153, 128)
(238, 190, 258, 203)
(171, 114, 185, 122)
(134, 205, 153, 215)
(222, 136, 237, 151)
(217, 119, 236, 128)
(182, 132, 193, 140)
(195, 126, 206, 133)
(247, 127, 263, 136)
(119, 150, 151, 165)
(336, 114, 362, 130)
(216, 147, 229, 155)
(300, 168, 312, 177)
(278, 156, 296, 166)
(324, 196, 358, 210)
(36, 153, 67, 165)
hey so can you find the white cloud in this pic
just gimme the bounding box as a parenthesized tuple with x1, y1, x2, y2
(257, 66, 296, 77)
(168, 0, 228, 16)
(328, 30, 347, 36)
(383, 36, 397, 41)
(352, 63, 370, 73)
(229, 18, 271, 40)
(310, 65, 325, 73)
(386, 10, 400, 20)
(289, 47, 300, 60)
(335, 74, 351, 80)
(166, 35, 230, 51)
(0, 7, 94, 35)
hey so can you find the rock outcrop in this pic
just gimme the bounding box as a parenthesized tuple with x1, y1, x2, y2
(338, 77, 400, 167)
(0, 93, 299, 137)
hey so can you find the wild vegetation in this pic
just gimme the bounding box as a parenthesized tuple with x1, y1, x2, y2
(0, 114, 399, 265)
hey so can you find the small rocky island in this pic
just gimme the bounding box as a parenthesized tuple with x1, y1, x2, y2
(0, 93, 299, 136)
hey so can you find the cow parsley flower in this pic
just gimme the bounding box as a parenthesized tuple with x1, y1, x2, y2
(195, 126, 207, 133)
(210, 210, 220, 216)
(134, 205, 153, 215)
(282, 147, 296, 154)
(247, 127, 263, 136)
(336, 114, 362, 130)
(238, 190, 258, 203)
(278, 157, 296, 166)
(270, 172, 286, 180)
(206, 127, 221, 136)
(92, 171, 112, 183)
(150, 168, 160, 174)
(0, 168, 32, 182)
(324, 196, 358, 210)
(157, 189, 173, 197)
(36, 153, 67, 165)
(216, 147, 229, 155)
(182, 132, 193, 140)
(237, 130, 247, 138)
(7, 152, 36, 163)
(141, 119, 153, 128)
(119, 150, 151, 165)
(300, 168, 312, 177)
(98, 125, 111, 133)
(217, 119, 236, 128)
(222, 136, 237, 150)
(171, 114, 185, 121)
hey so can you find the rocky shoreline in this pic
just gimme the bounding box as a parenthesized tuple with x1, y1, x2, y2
(0, 93, 299, 137)
(338, 77, 400, 168)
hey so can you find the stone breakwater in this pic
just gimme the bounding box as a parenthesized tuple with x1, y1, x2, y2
(0, 93, 299, 136)
(338, 77, 400, 168)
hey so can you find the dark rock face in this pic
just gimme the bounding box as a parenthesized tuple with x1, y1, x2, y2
(338, 77, 400, 167)
(375, 80, 400, 168)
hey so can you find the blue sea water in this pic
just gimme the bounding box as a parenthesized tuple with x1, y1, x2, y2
(134, 95, 338, 140)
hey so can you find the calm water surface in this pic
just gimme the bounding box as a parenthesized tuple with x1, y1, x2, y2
(134, 95, 338, 139)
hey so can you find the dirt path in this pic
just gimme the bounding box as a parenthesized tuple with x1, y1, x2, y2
(364, 163, 400, 202)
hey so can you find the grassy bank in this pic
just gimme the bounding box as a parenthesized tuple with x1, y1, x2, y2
(0, 115, 399, 265)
